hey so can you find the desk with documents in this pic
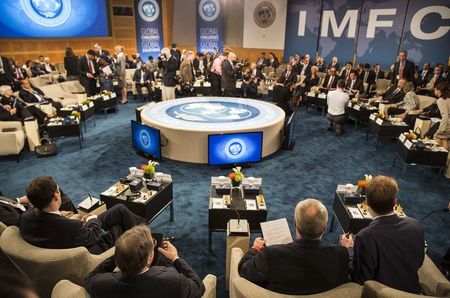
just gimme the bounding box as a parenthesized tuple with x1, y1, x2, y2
(208, 176, 267, 250)
(100, 173, 174, 223)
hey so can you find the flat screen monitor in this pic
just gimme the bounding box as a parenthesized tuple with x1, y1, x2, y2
(131, 120, 161, 160)
(0, 0, 110, 38)
(208, 132, 263, 166)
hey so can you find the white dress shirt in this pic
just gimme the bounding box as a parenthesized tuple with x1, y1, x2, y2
(327, 88, 349, 116)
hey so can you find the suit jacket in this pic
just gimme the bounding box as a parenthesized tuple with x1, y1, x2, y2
(0, 56, 14, 83)
(132, 69, 153, 83)
(64, 56, 79, 76)
(382, 85, 405, 104)
(19, 87, 48, 104)
(314, 63, 326, 73)
(19, 208, 105, 253)
(282, 70, 297, 87)
(39, 63, 56, 73)
(269, 58, 280, 69)
(179, 59, 195, 84)
(221, 59, 238, 91)
(392, 60, 415, 84)
(340, 68, 354, 81)
(327, 62, 341, 72)
(78, 56, 99, 78)
(351, 215, 424, 293)
(345, 78, 364, 94)
(361, 70, 376, 85)
(13, 67, 28, 80)
(0, 104, 19, 121)
(85, 256, 205, 298)
(374, 70, 385, 81)
(238, 239, 350, 295)
(322, 74, 338, 89)
(272, 84, 293, 116)
(298, 63, 311, 76)
(161, 57, 178, 87)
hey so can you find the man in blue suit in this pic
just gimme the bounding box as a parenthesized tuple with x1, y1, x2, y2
(340, 175, 425, 294)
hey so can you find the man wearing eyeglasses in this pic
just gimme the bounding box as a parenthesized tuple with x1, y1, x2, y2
(19, 176, 146, 254)
(85, 225, 205, 298)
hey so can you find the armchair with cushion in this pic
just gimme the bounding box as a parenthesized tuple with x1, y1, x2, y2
(0, 121, 25, 158)
(0, 226, 114, 298)
(229, 247, 362, 298)
(51, 274, 217, 298)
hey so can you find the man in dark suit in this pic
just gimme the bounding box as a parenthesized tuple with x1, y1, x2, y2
(85, 225, 205, 298)
(0, 189, 77, 227)
(321, 67, 338, 91)
(133, 64, 153, 101)
(272, 77, 293, 117)
(170, 43, 181, 65)
(391, 50, 415, 85)
(327, 56, 341, 72)
(340, 62, 354, 81)
(298, 57, 311, 77)
(221, 52, 241, 97)
(161, 47, 179, 100)
(340, 176, 425, 294)
(239, 198, 350, 295)
(380, 78, 407, 104)
(19, 79, 62, 113)
(243, 63, 264, 98)
(256, 52, 269, 70)
(417, 63, 432, 87)
(345, 71, 364, 95)
(78, 50, 99, 97)
(0, 55, 14, 87)
(19, 176, 146, 254)
(281, 64, 297, 88)
(39, 57, 56, 74)
(12, 60, 28, 91)
(373, 64, 385, 82)
(361, 64, 376, 86)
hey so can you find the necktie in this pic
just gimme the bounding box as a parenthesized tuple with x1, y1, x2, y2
(392, 88, 400, 96)
(399, 62, 404, 79)
(350, 80, 355, 90)
(345, 70, 350, 80)
(286, 71, 290, 80)
(422, 71, 427, 80)
(363, 71, 368, 83)
(17, 68, 23, 79)
(375, 71, 378, 82)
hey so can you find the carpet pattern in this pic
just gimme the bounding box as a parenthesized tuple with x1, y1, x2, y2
(1, 97, 449, 297)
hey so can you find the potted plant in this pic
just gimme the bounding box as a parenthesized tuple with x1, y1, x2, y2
(228, 167, 244, 187)
(141, 160, 159, 180)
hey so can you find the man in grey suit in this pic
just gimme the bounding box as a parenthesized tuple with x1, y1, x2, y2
(341, 175, 425, 294)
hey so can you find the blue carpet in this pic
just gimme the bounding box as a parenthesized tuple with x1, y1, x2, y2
(1, 96, 449, 297)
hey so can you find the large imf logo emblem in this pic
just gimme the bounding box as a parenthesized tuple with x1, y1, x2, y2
(225, 138, 246, 159)
(138, 0, 160, 22)
(199, 0, 220, 22)
(253, 2, 276, 28)
(21, 0, 71, 27)
(165, 101, 260, 123)
(140, 129, 151, 149)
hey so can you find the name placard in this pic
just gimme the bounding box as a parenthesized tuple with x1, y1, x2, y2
(369, 114, 376, 120)
(354, 105, 361, 111)
(375, 118, 383, 125)
(399, 133, 406, 142)
(404, 140, 413, 149)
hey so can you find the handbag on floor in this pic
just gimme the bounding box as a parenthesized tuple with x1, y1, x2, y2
(35, 138, 57, 157)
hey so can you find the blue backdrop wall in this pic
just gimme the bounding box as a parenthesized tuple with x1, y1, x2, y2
(285, 0, 450, 68)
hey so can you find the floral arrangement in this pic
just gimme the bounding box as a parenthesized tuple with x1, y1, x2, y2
(374, 112, 385, 119)
(102, 90, 112, 96)
(141, 160, 159, 179)
(71, 111, 80, 118)
(81, 99, 91, 106)
(406, 130, 418, 141)
(228, 167, 244, 186)
(357, 174, 372, 196)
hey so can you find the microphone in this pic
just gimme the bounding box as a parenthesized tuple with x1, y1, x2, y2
(420, 207, 449, 222)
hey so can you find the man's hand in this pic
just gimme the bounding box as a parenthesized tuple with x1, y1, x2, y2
(81, 213, 94, 222)
(340, 233, 354, 248)
(4, 105, 11, 111)
(10, 108, 17, 115)
(18, 196, 31, 206)
(252, 237, 266, 252)
(61, 211, 74, 218)
(158, 241, 179, 262)
(87, 73, 94, 79)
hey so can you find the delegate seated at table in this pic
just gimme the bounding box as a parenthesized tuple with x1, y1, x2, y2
(369, 78, 407, 105)
(19, 79, 62, 112)
(386, 82, 419, 118)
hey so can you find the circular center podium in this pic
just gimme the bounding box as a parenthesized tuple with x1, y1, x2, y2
(140, 97, 285, 164)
